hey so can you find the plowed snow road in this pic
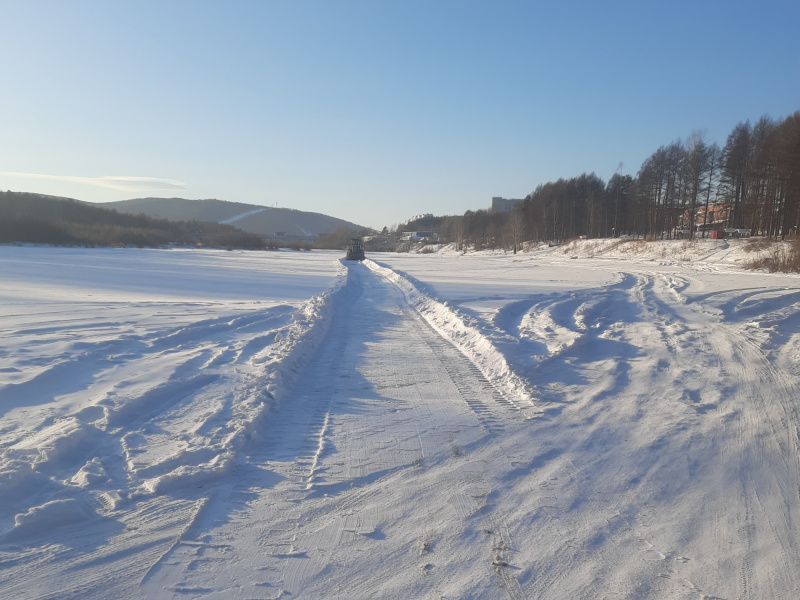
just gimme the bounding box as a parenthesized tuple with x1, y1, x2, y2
(141, 264, 535, 599)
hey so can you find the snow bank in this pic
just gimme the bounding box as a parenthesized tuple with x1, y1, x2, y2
(239, 262, 349, 433)
(531, 236, 783, 269)
(0, 454, 47, 503)
(130, 261, 350, 497)
(364, 259, 534, 405)
(556, 238, 714, 261)
(6, 499, 91, 541)
(432, 236, 780, 271)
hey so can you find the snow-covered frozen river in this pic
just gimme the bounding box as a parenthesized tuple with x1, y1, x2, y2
(2, 241, 800, 598)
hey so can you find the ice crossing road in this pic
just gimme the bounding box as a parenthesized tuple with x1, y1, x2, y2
(134, 263, 531, 598)
(140, 263, 536, 599)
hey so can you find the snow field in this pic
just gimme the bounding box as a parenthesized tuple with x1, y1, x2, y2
(2, 240, 800, 598)
(373, 242, 800, 598)
(0, 247, 346, 598)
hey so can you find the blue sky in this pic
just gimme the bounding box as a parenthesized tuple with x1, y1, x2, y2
(1, 1, 798, 229)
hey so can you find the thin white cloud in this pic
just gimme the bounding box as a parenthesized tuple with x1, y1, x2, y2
(0, 172, 186, 192)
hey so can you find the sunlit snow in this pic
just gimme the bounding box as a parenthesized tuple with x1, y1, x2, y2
(2, 240, 800, 599)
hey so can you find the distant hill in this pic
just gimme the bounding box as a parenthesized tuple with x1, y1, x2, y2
(0, 192, 265, 249)
(101, 198, 364, 238)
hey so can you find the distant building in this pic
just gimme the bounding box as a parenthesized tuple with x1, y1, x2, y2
(490, 197, 522, 212)
(401, 231, 435, 242)
(675, 202, 751, 238)
(677, 201, 734, 232)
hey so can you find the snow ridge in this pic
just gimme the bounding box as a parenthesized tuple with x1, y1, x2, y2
(248, 262, 349, 424)
(364, 259, 534, 406)
(116, 264, 351, 498)
(143, 261, 350, 496)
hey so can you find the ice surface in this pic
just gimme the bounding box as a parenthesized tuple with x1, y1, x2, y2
(2, 240, 800, 599)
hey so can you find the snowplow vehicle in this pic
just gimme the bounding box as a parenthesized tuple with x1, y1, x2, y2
(346, 238, 365, 261)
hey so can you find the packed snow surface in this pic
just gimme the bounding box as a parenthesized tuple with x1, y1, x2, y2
(2, 240, 800, 599)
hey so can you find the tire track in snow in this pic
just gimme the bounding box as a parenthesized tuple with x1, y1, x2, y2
(631, 268, 800, 599)
(139, 263, 531, 599)
(472, 265, 800, 598)
(302, 266, 526, 599)
(722, 331, 800, 599)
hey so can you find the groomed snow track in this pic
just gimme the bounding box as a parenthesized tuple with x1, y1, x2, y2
(139, 261, 534, 599)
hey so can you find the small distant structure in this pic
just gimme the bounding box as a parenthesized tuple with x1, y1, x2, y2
(490, 197, 522, 213)
(401, 231, 435, 242)
(677, 201, 746, 239)
(723, 228, 752, 238)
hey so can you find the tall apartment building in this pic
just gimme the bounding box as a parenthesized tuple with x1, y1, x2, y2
(490, 197, 522, 212)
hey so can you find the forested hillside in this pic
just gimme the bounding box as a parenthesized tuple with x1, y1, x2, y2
(102, 197, 363, 237)
(102, 198, 257, 223)
(407, 111, 800, 250)
(0, 192, 265, 248)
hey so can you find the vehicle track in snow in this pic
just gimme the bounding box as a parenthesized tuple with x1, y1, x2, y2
(485, 264, 800, 599)
(633, 271, 800, 599)
(140, 263, 528, 599)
